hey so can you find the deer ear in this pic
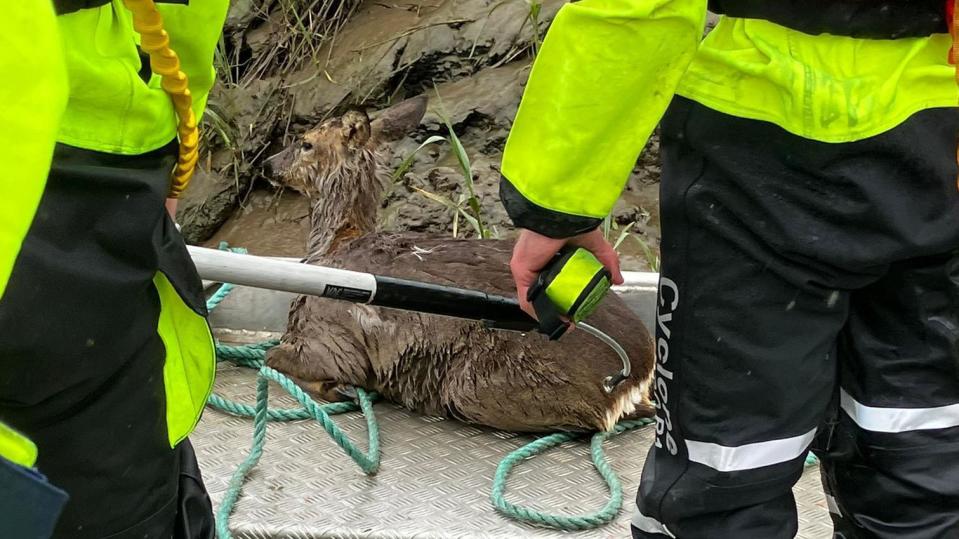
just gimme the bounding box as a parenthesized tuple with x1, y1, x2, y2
(344, 111, 372, 147)
(370, 95, 428, 143)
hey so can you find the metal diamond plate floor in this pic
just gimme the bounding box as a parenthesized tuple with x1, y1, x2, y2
(193, 364, 835, 539)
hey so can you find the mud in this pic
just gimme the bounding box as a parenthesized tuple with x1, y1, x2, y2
(189, 0, 666, 271)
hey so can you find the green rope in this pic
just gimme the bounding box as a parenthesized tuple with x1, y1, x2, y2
(491, 419, 819, 530)
(215, 340, 277, 364)
(204, 251, 381, 539)
(205, 243, 244, 312)
(208, 346, 381, 539)
(205, 281, 235, 312)
(491, 418, 653, 530)
(214, 375, 268, 539)
(207, 392, 312, 422)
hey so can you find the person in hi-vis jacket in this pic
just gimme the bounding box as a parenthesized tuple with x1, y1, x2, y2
(501, 1, 959, 537)
(1, 1, 228, 537)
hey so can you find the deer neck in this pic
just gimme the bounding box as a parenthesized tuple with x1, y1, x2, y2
(306, 151, 383, 258)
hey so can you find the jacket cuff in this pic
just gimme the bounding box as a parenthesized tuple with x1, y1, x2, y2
(499, 176, 602, 239)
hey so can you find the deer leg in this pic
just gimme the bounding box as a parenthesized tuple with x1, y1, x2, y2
(286, 375, 352, 403)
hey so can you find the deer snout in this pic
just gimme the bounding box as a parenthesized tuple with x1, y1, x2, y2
(263, 146, 296, 179)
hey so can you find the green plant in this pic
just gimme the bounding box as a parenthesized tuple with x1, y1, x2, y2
(612, 221, 637, 252)
(394, 131, 491, 239)
(439, 110, 490, 239)
(469, 0, 512, 59)
(212, 35, 235, 87)
(391, 136, 447, 182)
(394, 131, 492, 239)
(632, 234, 661, 272)
(198, 101, 246, 192)
(411, 187, 485, 239)
(604, 214, 661, 272)
(393, 88, 493, 239)
(201, 105, 237, 151)
(525, 0, 544, 55)
(472, 0, 545, 70)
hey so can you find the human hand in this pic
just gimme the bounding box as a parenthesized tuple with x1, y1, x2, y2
(509, 227, 624, 319)
(165, 198, 178, 220)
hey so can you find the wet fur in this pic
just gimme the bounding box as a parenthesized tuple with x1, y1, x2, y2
(265, 97, 656, 432)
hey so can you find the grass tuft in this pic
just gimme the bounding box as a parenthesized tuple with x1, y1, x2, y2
(392, 86, 494, 240)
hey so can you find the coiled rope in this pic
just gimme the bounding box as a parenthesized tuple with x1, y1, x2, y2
(206, 246, 379, 539)
(204, 243, 818, 535)
(491, 418, 652, 530)
(122, 0, 200, 198)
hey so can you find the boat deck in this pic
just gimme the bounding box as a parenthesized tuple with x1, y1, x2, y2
(194, 278, 835, 538)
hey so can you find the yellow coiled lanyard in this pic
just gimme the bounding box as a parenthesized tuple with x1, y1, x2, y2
(122, 0, 198, 198)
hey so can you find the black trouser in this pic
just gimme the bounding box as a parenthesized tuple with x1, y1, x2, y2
(0, 142, 215, 538)
(632, 98, 959, 539)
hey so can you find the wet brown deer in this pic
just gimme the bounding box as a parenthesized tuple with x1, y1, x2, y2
(264, 95, 655, 432)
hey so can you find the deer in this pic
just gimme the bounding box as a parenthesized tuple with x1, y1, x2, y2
(263, 95, 656, 433)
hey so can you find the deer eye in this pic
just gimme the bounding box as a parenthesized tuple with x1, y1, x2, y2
(301, 141, 313, 152)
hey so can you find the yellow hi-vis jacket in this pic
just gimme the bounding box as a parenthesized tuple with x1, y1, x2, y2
(500, 0, 958, 237)
(1, 0, 226, 469)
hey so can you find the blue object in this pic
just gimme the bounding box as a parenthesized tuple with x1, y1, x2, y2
(0, 455, 68, 539)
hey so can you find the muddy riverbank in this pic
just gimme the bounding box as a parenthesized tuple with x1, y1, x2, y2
(181, 0, 678, 271)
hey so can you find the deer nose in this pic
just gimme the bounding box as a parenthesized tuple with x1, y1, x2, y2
(263, 155, 277, 177)
(263, 148, 290, 178)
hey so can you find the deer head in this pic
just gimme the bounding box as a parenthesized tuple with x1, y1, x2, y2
(266, 95, 429, 197)
(265, 95, 428, 257)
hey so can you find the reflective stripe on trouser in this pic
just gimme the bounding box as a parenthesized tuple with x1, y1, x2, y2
(632, 97, 959, 539)
(0, 142, 214, 538)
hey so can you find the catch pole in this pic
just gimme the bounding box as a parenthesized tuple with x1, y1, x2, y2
(187, 245, 539, 333)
